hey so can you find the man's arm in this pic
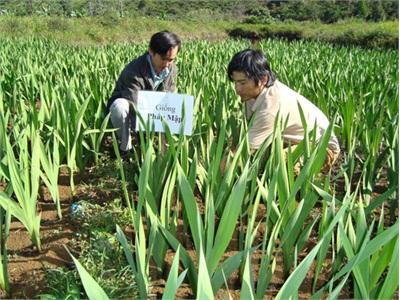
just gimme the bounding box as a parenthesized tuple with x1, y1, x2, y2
(248, 110, 275, 150)
(120, 75, 144, 108)
(220, 148, 235, 174)
(220, 110, 274, 174)
(219, 146, 259, 174)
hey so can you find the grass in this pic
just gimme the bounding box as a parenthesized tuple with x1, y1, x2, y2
(229, 19, 399, 48)
(0, 16, 397, 48)
(235, 19, 399, 37)
(0, 16, 231, 45)
(42, 197, 136, 299)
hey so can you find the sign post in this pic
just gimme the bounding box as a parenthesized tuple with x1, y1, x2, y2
(135, 91, 194, 136)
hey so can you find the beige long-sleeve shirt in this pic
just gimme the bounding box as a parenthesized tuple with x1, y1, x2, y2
(245, 80, 340, 152)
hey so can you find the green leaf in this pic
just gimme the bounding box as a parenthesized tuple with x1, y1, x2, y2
(115, 225, 136, 273)
(338, 222, 370, 299)
(158, 225, 198, 293)
(212, 249, 253, 293)
(177, 163, 204, 253)
(208, 163, 249, 272)
(377, 238, 399, 300)
(162, 246, 188, 300)
(196, 245, 214, 300)
(276, 198, 349, 300)
(240, 253, 255, 300)
(365, 186, 396, 215)
(315, 222, 398, 298)
(65, 247, 109, 300)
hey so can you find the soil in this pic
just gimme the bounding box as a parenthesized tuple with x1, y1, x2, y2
(0, 159, 397, 299)
(1, 185, 76, 299)
(148, 207, 347, 300)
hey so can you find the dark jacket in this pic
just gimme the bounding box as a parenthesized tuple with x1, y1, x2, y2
(106, 53, 177, 112)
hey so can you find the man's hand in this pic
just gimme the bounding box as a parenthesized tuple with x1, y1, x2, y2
(220, 147, 256, 174)
(220, 148, 237, 174)
(220, 153, 228, 174)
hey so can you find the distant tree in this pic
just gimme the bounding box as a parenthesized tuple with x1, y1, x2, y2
(69, 0, 89, 17)
(369, 0, 386, 21)
(274, 1, 290, 20)
(382, 0, 398, 19)
(320, 1, 342, 23)
(81, 0, 115, 17)
(3, 0, 31, 15)
(290, 1, 309, 21)
(136, 0, 161, 16)
(87, 0, 94, 16)
(275, 1, 302, 21)
(137, 0, 145, 10)
(334, 0, 353, 19)
(0, 0, 397, 20)
(303, 0, 323, 21)
(27, 0, 34, 14)
(58, 0, 73, 16)
(354, 0, 370, 19)
(244, 6, 274, 23)
(117, 0, 123, 17)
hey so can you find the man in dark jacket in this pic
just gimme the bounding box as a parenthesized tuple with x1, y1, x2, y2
(107, 31, 181, 157)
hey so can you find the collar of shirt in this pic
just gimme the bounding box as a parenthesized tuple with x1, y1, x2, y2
(147, 54, 170, 89)
(251, 86, 272, 112)
(245, 84, 275, 120)
(246, 87, 271, 113)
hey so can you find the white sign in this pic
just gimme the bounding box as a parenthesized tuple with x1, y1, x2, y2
(135, 91, 194, 136)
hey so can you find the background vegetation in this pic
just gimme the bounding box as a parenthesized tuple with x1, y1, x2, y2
(0, 1, 398, 298)
(0, 0, 398, 48)
(0, 0, 398, 22)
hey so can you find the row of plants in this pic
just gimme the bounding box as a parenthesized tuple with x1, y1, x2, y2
(40, 197, 136, 299)
(0, 37, 398, 298)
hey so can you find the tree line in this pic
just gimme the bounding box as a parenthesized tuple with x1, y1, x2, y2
(0, 0, 397, 23)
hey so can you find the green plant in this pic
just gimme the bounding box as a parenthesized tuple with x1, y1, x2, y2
(0, 36, 397, 299)
(0, 121, 42, 250)
(66, 248, 109, 300)
(0, 207, 10, 296)
(40, 268, 82, 300)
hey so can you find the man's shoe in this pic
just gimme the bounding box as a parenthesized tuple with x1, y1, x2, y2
(120, 149, 134, 162)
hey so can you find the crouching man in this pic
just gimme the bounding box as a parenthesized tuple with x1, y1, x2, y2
(226, 49, 340, 173)
(106, 31, 181, 159)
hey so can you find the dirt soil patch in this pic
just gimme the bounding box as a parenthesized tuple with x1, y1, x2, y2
(1, 159, 396, 299)
(2, 184, 77, 299)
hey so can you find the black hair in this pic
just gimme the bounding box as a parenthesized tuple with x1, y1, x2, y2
(149, 31, 181, 55)
(227, 49, 276, 87)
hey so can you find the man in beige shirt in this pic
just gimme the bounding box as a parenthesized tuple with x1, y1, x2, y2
(227, 49, 340, 172)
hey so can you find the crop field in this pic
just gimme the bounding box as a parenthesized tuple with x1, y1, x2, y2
(0, 37, 398, 299)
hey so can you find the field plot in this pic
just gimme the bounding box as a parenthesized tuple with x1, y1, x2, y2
(0, 38, 398, 299)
